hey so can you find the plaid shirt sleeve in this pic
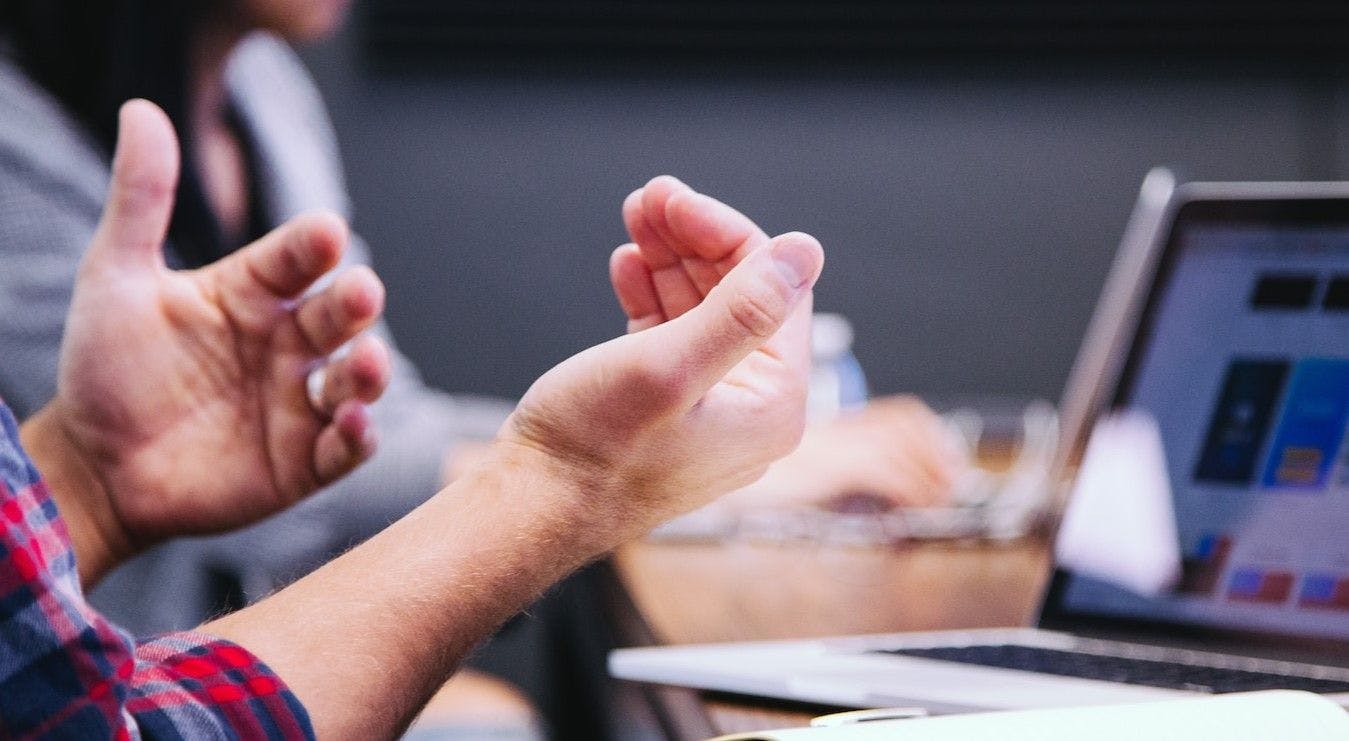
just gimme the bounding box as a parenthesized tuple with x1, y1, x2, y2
(0, 401, 314, 739)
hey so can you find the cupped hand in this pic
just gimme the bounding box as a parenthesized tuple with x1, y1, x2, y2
(498, 177, 823, 534)
(37, 100, 392, 576)
(610, 178, 962, 513)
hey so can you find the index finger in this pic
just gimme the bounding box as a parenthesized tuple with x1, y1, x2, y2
(664, 189, 769, 274)
(234, 212, 349, 299)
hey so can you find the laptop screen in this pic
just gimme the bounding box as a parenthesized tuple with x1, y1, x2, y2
(1049, 198, 1349, 648)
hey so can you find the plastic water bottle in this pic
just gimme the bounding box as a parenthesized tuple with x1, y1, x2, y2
(808, 313, 868, 422)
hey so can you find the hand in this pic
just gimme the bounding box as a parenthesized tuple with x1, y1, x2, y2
(499, 177, 823, 532)
(23, 100, 392, 583)
(608, 179, 961, 512)
(730, 395, 967, 512)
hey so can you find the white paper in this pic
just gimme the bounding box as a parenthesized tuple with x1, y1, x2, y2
(1054, 410, 1181, 596)
(712, 691, 1349, 740)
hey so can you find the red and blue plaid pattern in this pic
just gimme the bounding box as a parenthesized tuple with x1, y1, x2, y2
(0, 402, 313, 739)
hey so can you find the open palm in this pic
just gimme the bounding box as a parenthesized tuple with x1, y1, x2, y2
(47, 101, 391, 558)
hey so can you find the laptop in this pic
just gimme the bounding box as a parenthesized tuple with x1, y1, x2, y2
(609, 170, 1349, 714)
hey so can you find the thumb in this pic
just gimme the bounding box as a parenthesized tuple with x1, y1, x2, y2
(644, 231, 823, 402)
(88, 99, 180, 271)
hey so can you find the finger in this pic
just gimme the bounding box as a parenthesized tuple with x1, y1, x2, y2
(898, 418, 964, 498)
(641, 176, 708, 316)
(609, 244, 664, 333)
(624, 184, 704, 320)
(89, 99, 180, 271)
(677, 256, 726, 298)
(865, 396, 967, 496)
(295, 265, 385, 355)
(853, 456, 946, 508)
(666, 188, 769, 296)
(642, 231, 823, 402)
(627, 316, 664, 333)
(641, 175, 693, 252)
(622, 187, 673, 266)
(313, 399, 377, 484)
(317, 335, 392, 413)
(622, 179, 680, 268)
(664, 188, 768, 269)
(650, 264, 705, 320)
(219, 211, 348, 301)
(866, 432, 953, 507)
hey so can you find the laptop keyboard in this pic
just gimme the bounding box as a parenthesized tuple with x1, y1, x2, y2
(878, 644, 1349, 694)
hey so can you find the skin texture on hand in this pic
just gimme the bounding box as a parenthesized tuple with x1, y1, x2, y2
(20, 100, 392, 586)
(206, 179, 823, 738)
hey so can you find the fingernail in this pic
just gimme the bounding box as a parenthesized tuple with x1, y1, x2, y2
(770, 234, 818, 289)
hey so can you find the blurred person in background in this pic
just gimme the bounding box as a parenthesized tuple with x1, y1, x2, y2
(0, 0, 960, 735)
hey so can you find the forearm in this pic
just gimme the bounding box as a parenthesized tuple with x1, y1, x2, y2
(19, 403, 128, 586)
(201, 440, 616, 739)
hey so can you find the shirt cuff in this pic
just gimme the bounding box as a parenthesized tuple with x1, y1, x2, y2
(130, 631, 314, 739)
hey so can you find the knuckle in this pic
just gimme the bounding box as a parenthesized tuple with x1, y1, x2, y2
(317, 302, 341, 342)
(117, 169, 175, 207)
(726, 286, 783, 339)
(301, 299, 339, 351)
(328, 284, 353, 323)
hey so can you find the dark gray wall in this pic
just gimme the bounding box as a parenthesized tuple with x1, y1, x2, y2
(300, 29, 1347, 404)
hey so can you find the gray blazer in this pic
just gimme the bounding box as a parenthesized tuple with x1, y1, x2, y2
(0, 33, 513, 634)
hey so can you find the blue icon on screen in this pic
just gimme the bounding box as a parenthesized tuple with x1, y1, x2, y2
(1260, 358, 1349, 491)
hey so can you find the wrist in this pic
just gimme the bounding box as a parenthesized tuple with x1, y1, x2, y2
(456, 436, 625, 557)
(19, 403, 133, 586)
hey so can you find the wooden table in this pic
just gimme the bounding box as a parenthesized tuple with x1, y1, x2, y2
(612, 537, 1052, 737)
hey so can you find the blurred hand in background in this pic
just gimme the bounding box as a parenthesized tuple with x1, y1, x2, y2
(727, 394, 966, 512)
